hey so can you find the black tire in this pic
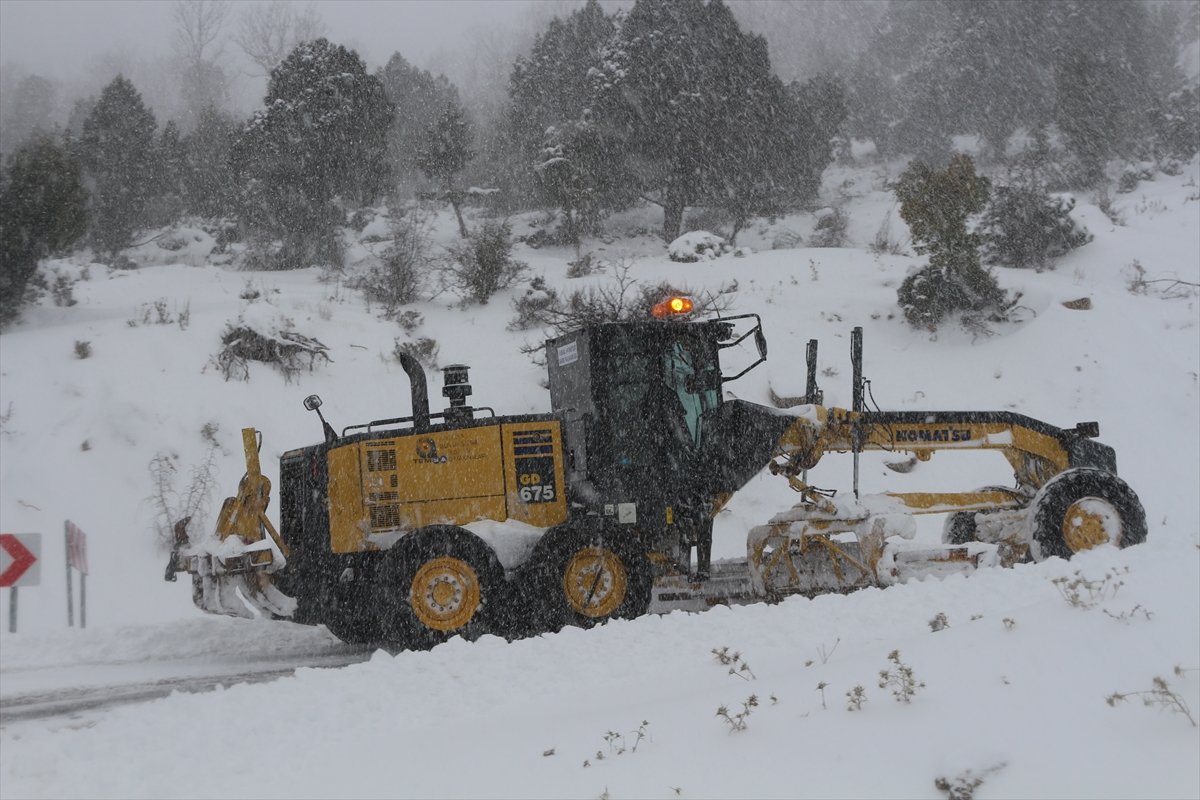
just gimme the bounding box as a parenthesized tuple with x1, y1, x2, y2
(1026, 469, 1147, 562)
(321, 583, 384, 645)
(941, 486, 1022, 545)
(376, 526, 507, 650)
(523, 520, 652, 632)
(323, 612, 383, 645)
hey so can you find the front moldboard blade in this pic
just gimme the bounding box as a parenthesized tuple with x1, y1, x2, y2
(885, 542, 999, 583)
(649, 559, 760, 614)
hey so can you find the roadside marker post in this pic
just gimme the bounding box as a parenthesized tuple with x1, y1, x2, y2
(65, 522, 89, 628)
(1, 533, 42, 633)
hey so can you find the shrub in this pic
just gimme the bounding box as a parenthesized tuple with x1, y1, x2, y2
(147, 441, 219, 553)
(878, 650, 925, 702)
(566, 253, 600, 278)
(935, 763, 1007, 800)
(1106, 668, 1197, 728)
(979, 184, 1092, 271)
(668, 231, 730, 262)
(1156, 85, 1200, 162)
(354, 209, 433, 313)
(443, 220, 527, 304)
(509, 276, 561, 332)
(869, 210, 907, 256)
(810, 207, 848, 248)
(716, 695, 758, 732)
(897, 264, 1002, 331)
(683, 207, 732, 239)
(712, 646, 756, 680)
(214, 309, 330, 382)
(51, 272, 78, 307)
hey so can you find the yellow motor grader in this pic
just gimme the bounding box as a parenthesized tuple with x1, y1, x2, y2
(168, 301, 1147, 647)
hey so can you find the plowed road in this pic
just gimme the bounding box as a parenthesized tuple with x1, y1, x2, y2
(1, 652, 370, 726)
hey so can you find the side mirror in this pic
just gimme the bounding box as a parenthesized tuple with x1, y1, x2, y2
(304, 395, 338, 444)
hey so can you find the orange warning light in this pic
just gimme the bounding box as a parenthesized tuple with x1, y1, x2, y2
(652, 296, 694, 318)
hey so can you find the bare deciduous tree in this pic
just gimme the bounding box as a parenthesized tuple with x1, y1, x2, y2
(233, 1, 327, 75)
(172, 0, 231, 66)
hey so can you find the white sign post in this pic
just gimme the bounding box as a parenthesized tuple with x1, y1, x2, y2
(65, 522, 89, 628)
(1, 533, 42, 633)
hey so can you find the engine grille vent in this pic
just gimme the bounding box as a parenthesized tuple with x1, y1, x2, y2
(370, 504, 400, 530)
(367, 449, 397, 472)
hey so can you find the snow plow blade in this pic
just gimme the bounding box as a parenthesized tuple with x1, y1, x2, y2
(648, 542, 998, 615)
(887, 542, 999, 582)
(166, 428, 297, 619)
(649, 560, 761, 614)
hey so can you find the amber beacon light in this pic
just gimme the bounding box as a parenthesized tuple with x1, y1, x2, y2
(652, 296, 694, 318)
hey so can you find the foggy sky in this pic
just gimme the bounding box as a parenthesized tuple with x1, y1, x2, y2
(0, 0, 541, 77)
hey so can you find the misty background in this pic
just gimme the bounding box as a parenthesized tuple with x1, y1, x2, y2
(0, 1, 889, 146)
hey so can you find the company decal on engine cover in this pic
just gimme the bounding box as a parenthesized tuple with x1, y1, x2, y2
(895, 428, 973, 443)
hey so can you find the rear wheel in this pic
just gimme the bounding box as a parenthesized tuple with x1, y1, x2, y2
(1026, 469, 1147, 562)
(525, 521, 652, 631)
(377, 526, 507, 650)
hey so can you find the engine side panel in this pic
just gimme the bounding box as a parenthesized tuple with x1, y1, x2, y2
(324, 418, 566, 553)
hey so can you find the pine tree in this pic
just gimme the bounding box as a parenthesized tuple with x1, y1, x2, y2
(508, 0, 614, 162)
(78, 76, 159, 258)
(532, 115, 635, 249)
(894, 155, 1006, 329)
(594, 0, 815, 241)
(377, 53, 460, 186)
(507, 0, 616, 213)
(0, 131, 89, 324)
(1055, 48, 1124, 187)
(151, 120, 188, 226)
(846, 0, 1164, 171)
(182, 106, 238, 218)
(415, 102, 474, 237)
(788, 75, 848, 207)
(235, 39, 394, 269)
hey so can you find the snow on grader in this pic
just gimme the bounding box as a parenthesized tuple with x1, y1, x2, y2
(168, 300, 1147, 647)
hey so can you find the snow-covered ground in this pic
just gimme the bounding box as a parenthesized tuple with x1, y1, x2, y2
(1, 161, 1197, 798)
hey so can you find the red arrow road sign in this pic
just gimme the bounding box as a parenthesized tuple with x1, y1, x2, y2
(0, 534, 41, 587)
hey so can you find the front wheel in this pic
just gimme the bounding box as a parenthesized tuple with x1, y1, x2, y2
(524, 522, 652, 631)
(1026, 469, 1147, 562)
